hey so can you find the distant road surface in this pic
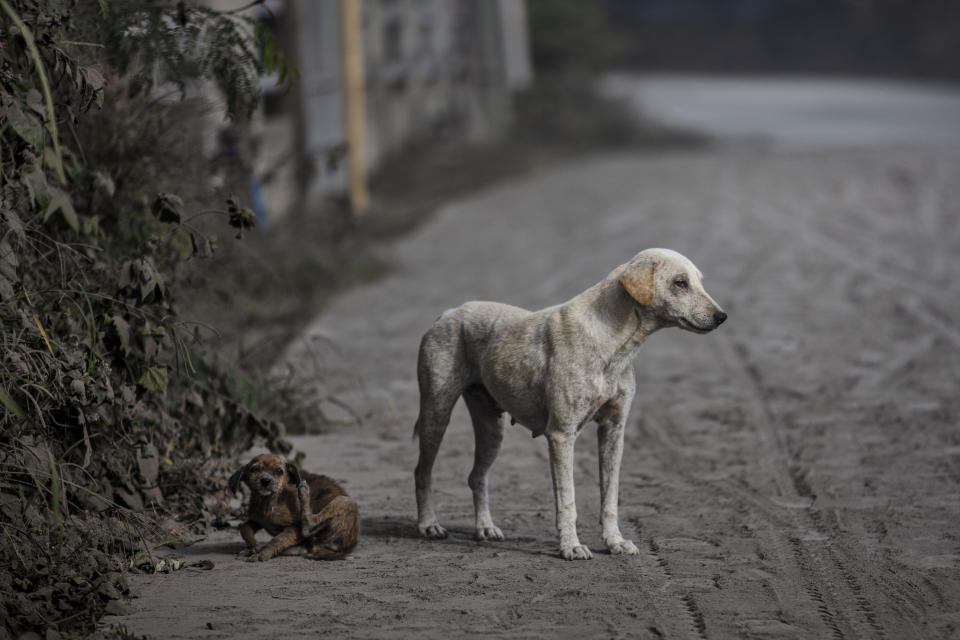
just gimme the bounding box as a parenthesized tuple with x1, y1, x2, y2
(602, 73, 960, 146)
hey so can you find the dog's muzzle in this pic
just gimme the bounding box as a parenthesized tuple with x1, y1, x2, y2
(256, 477, 277, 495)
(679, 309, 727, 333)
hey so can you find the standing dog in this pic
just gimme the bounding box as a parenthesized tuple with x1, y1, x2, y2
(413, 248, 726, 559)
(229, 453, 360, 561)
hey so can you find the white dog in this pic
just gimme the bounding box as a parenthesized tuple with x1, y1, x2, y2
(413, 248, 727, 559)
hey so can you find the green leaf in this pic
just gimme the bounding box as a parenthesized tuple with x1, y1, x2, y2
(138, 367, 168, 394)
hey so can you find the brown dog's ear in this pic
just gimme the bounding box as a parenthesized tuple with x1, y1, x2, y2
(619, 257, 659, 306)
(285, 462, 301, 485)
(228, 467, 245, 494)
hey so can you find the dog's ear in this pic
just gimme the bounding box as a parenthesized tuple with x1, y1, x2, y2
(285, 462, 301, 485)
(619, 257, 659, 306)
(228, 466, 246, 494)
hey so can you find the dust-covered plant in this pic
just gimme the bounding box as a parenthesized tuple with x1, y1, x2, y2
(1, 1, 297, 636)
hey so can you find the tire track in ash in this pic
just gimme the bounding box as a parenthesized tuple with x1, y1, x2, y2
(640, 406, 842, 638)
(717, 333, 903, 639)
(647, 148, 951, 638)
(630, 530, 709, 640)
(751, 190, 960, 634)
(713, 183, 945, 637)
(686, 234, 882, 637)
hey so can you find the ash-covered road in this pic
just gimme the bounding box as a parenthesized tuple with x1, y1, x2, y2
(111, 77, 960, 639)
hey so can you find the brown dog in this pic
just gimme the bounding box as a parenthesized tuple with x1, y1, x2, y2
(229, 453, 360, 561)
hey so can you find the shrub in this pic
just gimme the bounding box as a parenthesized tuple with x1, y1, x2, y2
(1, 1, 296, 636)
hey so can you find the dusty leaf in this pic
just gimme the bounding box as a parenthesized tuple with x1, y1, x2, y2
(137, 442, 159, 486)
(226, 196, 256, 234)
(93, 171, 115, 197)
(4, 100, 44, 149)
(0, 238, 18, 281)
(40, 186, 79, 231)
(109, 314, 131, 353)
(136, 257, 166, 302)
(20, 163, 48, 205)
(152, 192, 183, 224)
(2, 208, 26, 242)
(0, 385, 26, 421)
(69, 377, 86, 403)
(0, 276, 14, 301)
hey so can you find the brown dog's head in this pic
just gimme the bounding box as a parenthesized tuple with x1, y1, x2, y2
(229, 453, 301, 497)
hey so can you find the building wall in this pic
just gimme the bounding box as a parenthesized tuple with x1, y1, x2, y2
(291, 0, 532, 207)
(202, 0, 532, 220)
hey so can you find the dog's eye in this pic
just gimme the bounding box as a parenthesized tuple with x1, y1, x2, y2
(674, 278, 688, 289)
(273, 468, 283, 476)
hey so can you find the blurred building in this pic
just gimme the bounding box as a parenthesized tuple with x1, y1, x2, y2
(209, 0, 532, 220)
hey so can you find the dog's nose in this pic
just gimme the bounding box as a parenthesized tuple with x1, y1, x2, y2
(714, 311, 728, 326)
(259, 477, 271, 486)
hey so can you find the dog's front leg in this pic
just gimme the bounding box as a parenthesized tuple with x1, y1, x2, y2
(546, 428, 591, 560)
(598, 419, 639, 555)
(249, 526, 303, 562)
(238, 520, 261, 556)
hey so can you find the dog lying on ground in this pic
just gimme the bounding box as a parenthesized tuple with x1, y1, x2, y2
(413, 248, 726, 560)
(229, 453, 360, 561)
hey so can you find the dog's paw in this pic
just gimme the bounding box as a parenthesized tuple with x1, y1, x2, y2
(560, 544, 593, 560)
(418, 523, 448, 539)
(297, 480, 310, 502)
(237, 547, 257, 558)
(247, 548, 274, 562)
(474, 526, 504, 542)
(607, 539, 640, 555)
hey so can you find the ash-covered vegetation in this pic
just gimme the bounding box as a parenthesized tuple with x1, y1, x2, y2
(0, 1, 301, 636)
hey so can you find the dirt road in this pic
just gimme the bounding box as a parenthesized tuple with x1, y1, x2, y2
(109, 99, 960, 638)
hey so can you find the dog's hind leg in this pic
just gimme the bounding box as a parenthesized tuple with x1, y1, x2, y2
(414, 395, 459, 538)
(596, 371, 640, 555)
(297, 489, 359, 541)
(295, 488, 360, 559)
(463, 385, 505, 541)
(414, 329, 467, 539)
